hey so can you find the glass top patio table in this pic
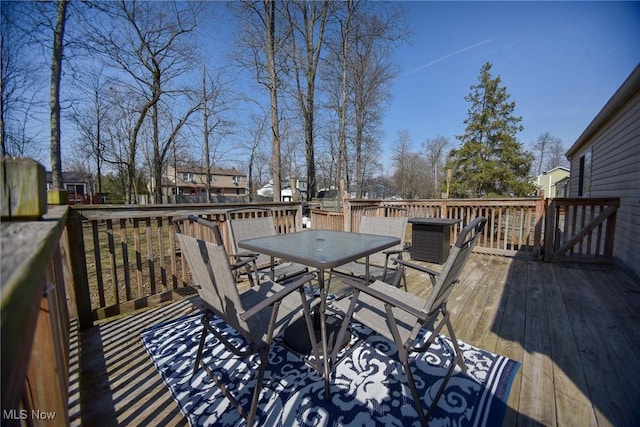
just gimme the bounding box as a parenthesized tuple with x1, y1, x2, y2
(238, 229, 400, 400)
(237, 229, 400, 270)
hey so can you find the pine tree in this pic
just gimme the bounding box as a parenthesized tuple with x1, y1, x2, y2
(448, 62, 535, 198)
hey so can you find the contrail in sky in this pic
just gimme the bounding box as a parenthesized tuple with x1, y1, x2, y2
(406, 39, 495, 75)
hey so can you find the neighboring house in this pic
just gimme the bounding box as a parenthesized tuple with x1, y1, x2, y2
(553, 176, 570, 199)
(45, 171, 89, 204)
(256, 178, 307, 201)
(163, 165, 247, 198)
(534, 166, 570, 198)
(565, 64, 640, 276)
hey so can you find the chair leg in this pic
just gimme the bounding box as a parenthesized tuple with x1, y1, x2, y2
(192, 314, 209, 376)
(443, 309, 467, 373)
(247, 346, 269, 426)
(402, 340, 465, 426)
(399, 350, 428, 426)
(393, 309, 468, 425)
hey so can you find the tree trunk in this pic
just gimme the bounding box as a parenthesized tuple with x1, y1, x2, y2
(203, 67, 211, 203)
(304, 87, 316, 200)
(338, 2, 354, 207)
(50, 0, 68, 189)
(95, 88, 103, 199)
(265, 0, 281, 202)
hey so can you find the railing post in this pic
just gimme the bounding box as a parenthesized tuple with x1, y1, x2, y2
(66, 208, 93, 330)
(1, 157, 47, 219)
(533, 191, 546, 258)
(439, 199, 448, 219)
(295, 203, 303, 232)
(544, 200, 557, 261)
(344, 199, 352, 232)
(604, 204, 617, 258)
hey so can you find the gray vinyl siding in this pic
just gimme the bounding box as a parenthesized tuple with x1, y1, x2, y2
(568, 88, 640, 276)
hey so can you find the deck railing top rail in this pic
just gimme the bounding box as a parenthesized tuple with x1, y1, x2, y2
(73, 201, 303, 221)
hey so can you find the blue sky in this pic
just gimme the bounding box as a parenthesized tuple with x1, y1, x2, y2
(380, 1, 640, 163)
(27, 1, 639, 173)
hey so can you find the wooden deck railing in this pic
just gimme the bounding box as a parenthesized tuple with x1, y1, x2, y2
(67, 202, 303, 328)
(1, 205, 71, 426)
(313, 198, 547, 256)
(543, 198, 619, 262)
(309, 208, 345, 231)
(1, 158, 75, 424)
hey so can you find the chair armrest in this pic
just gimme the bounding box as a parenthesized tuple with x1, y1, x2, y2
(230, 254, 257, 272)
(240, 273, 316, 321)
(339, 276, 428, 322)
(382, 245, 412, 256)
(382, 248, 403, 256)
(232, 252, 260, 260)
(393, 257, 440, 278)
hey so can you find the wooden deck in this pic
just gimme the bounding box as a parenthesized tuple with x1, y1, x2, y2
(68, 253, 640, 426)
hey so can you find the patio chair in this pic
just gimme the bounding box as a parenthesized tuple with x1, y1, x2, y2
(173, 217, 317, 426)
(226, 208, 309, 284)
(173, 215, 261, 286)
(330, 216, 487, 425)
(329, 207, 410, 293)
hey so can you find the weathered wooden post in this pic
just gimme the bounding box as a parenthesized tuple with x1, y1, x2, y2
(344, 197, 352, 232)
(1, 157, 48, 219)
(533, 190, 546, 258)
(64, 208, 92, 330)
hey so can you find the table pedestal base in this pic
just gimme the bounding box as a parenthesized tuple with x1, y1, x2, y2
(283, 314, 351, 356)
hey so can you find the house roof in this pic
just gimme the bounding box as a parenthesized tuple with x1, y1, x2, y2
(45, 171, 87, 184)
(541, 166, 569, 175)
(173, 165, 245, 177)
(566, 64, 640, 158)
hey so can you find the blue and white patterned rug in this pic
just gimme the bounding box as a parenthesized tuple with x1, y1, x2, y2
(141, 312, 519, 426)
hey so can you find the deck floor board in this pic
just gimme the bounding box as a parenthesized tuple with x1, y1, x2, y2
(69, 253, 640, 426)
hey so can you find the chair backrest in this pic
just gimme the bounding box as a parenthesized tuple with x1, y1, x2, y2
(359, 215, 408, 266)
(175, 229, 253, 340)
(227, 209, 277, 268)
(172, 215, 224, 245)
(422, 216, 487, 314)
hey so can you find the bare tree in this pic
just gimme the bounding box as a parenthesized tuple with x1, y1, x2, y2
(283, 0, 331, 200)
(49, 0, 68, 190)
(63, 155, 95, 202)
(200, 66, 236, 202)
(545, 135, 568, 170)
(532, 132, 551, 175)
(69, 68, 111, 199)
(88, 1, 203, 203)
(1, 3, 45, 158)
(233, 1, 286, 202)
(391, 130, 433, 199)
(348, 6, 406, 198)
(332, 0, 359, 206)
(359, 133, 383, 197)
(391, 129, 411, 198)
(423, 135, 449, 197)
(99, 83, 144, 202)
(241, 114, 269, 201)
(202, 66, 212, 202)
(531, 132, 568, 174)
